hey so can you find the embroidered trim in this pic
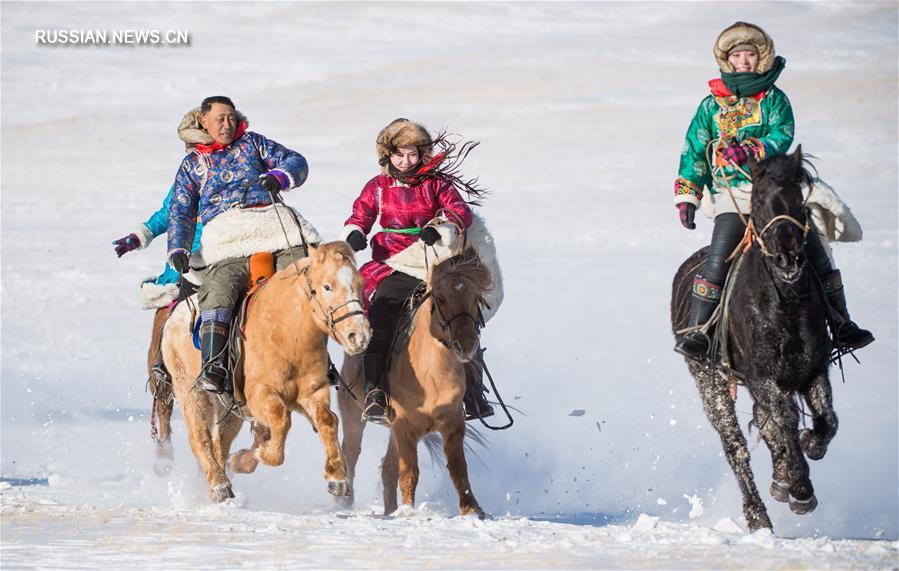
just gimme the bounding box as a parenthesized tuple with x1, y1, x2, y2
(674, 177, 702, 198)
(692, 275, 723, 302)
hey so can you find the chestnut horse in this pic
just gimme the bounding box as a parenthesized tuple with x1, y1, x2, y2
(338, 247, 493, 517)
(162, 242, 371, 501)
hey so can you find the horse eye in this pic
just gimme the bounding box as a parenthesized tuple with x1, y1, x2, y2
(323, 284, 332, 292)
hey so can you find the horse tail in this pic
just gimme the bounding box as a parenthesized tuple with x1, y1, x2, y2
(421, 426, 491, 471)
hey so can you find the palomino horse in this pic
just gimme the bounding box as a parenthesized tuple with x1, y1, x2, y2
(162, 242, 371, 501)
(671, 147, 838, 532)
(338, 247, 493, 517)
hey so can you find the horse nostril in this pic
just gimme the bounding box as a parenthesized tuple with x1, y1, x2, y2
(347, 332, 357, 345)
(451, 340, 463, 356)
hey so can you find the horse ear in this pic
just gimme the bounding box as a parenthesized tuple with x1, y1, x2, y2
(307, 243, 323, 262)
(747, 153, 764, 179)
(791, 144, 803, 164)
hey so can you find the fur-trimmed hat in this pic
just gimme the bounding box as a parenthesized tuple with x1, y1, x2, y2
(178, 107, 249, 151)
(714, 22, 775, 73)
(376, 118, 432, 174)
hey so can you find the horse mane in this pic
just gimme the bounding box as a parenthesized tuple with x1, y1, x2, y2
(431, 247, 494, 293)
(275, 241, 357, 279)
(755, 149, 817, 195)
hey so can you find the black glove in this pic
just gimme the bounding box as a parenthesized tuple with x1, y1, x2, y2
(346, 230, 367, 252)
(171, 252, 190, 274)
(420, 226, 441, 246)
(259, 174, 281, 194)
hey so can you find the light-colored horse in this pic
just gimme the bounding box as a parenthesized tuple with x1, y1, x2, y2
(338, 248, 493, 516)
(162, 242, 371, 501)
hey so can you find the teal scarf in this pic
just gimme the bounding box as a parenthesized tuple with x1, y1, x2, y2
(721, 56, 786, 97)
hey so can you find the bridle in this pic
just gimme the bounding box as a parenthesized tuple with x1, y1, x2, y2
(298, 265, 366, 344)
(418, 287, 488, 350)
(752, 213, 810, 259)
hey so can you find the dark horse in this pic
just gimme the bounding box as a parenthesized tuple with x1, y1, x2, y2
(671, 147, 839, 532)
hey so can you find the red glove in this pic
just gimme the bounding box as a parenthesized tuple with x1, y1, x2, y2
(721, 141, 749, 165)
(678, 203, 696, 230)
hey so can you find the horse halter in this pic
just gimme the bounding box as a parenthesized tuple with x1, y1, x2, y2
(299, 266, 365, 342)
(425, 288, 488, 350)
(752, 213, 810, 258)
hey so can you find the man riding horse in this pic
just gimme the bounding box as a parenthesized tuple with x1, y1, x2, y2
(671, 21, 874, 360)
(166, 95, 319, 394)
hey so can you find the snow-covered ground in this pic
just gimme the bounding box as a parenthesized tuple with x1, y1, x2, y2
(2, 2, 897, 568)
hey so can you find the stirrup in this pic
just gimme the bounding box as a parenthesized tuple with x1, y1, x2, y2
(361, 389, 394, 426)
(674, 330, 710, 361)
(151, 363, 171, 385)
(196, 363, 228, 394)
(465, 402, 495, 421)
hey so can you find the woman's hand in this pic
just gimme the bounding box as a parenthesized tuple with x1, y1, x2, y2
(346, 230, 367, 252)
(420, 227, 441, 246)
(678, 203, 696, 230)
(112, 234, 140, 257)
(170, 252, 190, 274)
(722, 141, 749, 165)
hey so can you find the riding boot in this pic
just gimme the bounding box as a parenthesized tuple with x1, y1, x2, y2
(822, 270, 874, 350)
(361, 353, 394, 425)
(196, 319, 230, 394)
(674, 275, 722, 360)
(463, 353, 494, 421)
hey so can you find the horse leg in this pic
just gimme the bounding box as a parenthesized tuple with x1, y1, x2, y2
(381, 435, 399, 515)
(300, 386, 350, 497)
(799, 372, 838, 461)
(391, 420, 420, 511)
(250, 389, 292, 467)
(178, 391, 234, 502)
(748, 379, 816, 515)
(231, 422, 270, 474)
(438, 415, 484, 518)
(337, 376, 365, 508)
(212, 414, 243, 474)
(148, 308, 175, 476)
(753, 401, 791, 504)
(691, 364, 771, 531)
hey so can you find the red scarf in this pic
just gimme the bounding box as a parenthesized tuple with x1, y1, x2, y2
(708, 79, 766, 101)
(195, 121, 247, 154)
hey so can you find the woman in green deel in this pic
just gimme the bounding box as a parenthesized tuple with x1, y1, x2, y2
(672, 21, 873, 360)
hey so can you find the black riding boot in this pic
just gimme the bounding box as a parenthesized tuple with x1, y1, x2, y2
(361, 354, 393, 425)
(196, 319, 230, 394)
(822, 270, 874, 350)
(463, 351, 494, 421)
(674, 275, 722, 360)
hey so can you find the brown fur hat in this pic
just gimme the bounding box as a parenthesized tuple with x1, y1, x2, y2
(178, 106, 249, 151)
(376, 118, 432, 174)
(714, 22, 776, 73)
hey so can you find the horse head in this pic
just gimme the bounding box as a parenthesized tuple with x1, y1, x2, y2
(427, 247, 494, 363)
(302, 241, 371, 355)
(748, 145, 815, 284)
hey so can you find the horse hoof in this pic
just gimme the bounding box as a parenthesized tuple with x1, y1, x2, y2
(769, 480, 790, 503)
(333, 494, 354, 510)
(230, 449, 259, 474)
(210, 484, 235, 503)
(799, 429, 827, 461)
(153, 442, 174, 477)
(327, 479, 350, 497)
(789, 493, 818, 515)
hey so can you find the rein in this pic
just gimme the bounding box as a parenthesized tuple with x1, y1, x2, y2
(299, 265, 366, 345)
